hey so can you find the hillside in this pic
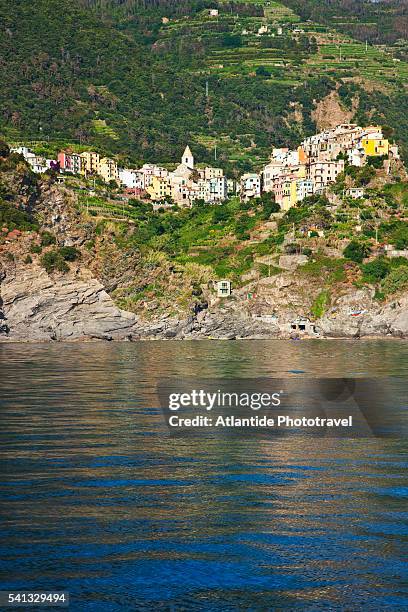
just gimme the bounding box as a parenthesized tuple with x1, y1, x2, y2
(1, 0, 408, 171)
(280, 0, 408, 46)
(2, 144, 408, 340)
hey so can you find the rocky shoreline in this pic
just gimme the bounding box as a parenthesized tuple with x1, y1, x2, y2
(1, 261, 408, 343)
(1, 179, 407, 344)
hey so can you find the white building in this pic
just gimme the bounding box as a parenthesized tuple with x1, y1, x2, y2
(208, 176, 228, 202)
(181, 145, 194, 170)
(204, 166, 223, 180)
(347, 147, 365, 167)
(11, 146, 49, 173)
(240, 173, 261, 201)
(307, 160, 344, 191)
(119, 168, 145, 190)
(216, 280, 231, 297)
(141, 164, 168, 187)
(296, 179, 314, 201)
(346, 188, 365, 199)
(302, 124, 364, 163)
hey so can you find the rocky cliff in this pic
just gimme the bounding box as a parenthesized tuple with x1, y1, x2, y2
(0, 262, 138, 341)
(2, 255, 408, 341)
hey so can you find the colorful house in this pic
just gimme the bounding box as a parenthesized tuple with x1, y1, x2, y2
(58, 151, 83, 174)
(99, 157, 119, 183)
(361, 136, 389, 157)
(80, 151, 100, 175)
(147, 176, 174, 201)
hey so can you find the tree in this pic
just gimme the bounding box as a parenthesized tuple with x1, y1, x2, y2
(362, 257, 390, 282)
(0, 141, 10, 158)
(256, 65, 271, 77)
(343, 240, 371, 263)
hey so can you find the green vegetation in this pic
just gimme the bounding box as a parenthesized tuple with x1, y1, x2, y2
(300, 253, 346, 283)
(361, 257, 390, 283)
(343, 240, 371, 263)
(0, 201, 38, 232)
(2, 0, 408, 169)
(40, 231, 56, 247)
(59, 246, 80, 261)
(382, 266, 408, 296)
(379, 219, 408, 250)
(311, 289, 330, 318)
(40, 246, 80, 273)
(40, 250, 69, 274)
(280, 0, 408, 46)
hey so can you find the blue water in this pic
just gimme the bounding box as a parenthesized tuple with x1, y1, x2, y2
(0, 341, 407, 611)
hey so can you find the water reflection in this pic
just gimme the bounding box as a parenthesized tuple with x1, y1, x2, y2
(0, 341, 407, 610)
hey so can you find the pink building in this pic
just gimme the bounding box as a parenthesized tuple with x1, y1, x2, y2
(58, 151, 83, 174)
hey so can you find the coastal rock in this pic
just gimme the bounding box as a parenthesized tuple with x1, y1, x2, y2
(180, 310, 280, 339)
(0, 264, 138, 341)
(381, 296, 408, 337)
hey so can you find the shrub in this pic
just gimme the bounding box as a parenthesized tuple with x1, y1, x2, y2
(367, 155, 387, 169)
(381, 266, 408, 295)
(212, 207, 230, 223)
(311, 290, 330, 319)
(40, 250, 69, 274)
(395, 237, 408, 250)
(343, 240, 371, 263)
(0, 201, 38, 232)
(222, 34, 242, 48)
(30, 244, 42, 254)
(40, 231, 56, 247)
(59, 246, 80, 261)
(24, 255, 32, 264)
(256, 65, 271, 77)
(361, 257, 390, 283)
(0, 141, 10, 158)
(39, 245, 79, 273)
(285, 243, 300, 254)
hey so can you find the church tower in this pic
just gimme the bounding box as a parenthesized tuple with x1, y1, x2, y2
(182, 145, 194, 169)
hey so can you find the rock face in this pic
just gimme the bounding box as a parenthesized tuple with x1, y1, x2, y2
(317, 289, 408, 338)
(0, 260, 282, 342)
(0, 264, 138, 341)
(311, 90, 357, 131)
(2, 260, 408, 341)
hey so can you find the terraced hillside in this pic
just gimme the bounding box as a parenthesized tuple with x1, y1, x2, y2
(1, 0, 408, 169)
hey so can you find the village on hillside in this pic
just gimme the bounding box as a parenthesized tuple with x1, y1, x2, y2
(12, 124, 399, 210)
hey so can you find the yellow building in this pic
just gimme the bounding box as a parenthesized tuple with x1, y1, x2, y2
(281, 180, 298, 211)
(99, 157, 119, 183)
(147, 176, 174, 201)
(297, 146, 307, 165)
(297, 164, 306, 179)
(361, 136, 389, 157)
(80, 151, 100, 175)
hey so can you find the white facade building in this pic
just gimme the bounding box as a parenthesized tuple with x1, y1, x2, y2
(208, 176, 228, 202)
(119, 168, 145, 190)
(240, 173, 261, 201)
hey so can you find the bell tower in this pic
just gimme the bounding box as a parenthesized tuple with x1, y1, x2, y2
(182, 145, 194, 169)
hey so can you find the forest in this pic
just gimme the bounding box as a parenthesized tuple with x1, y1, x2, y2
(1, 0, 408, 168)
